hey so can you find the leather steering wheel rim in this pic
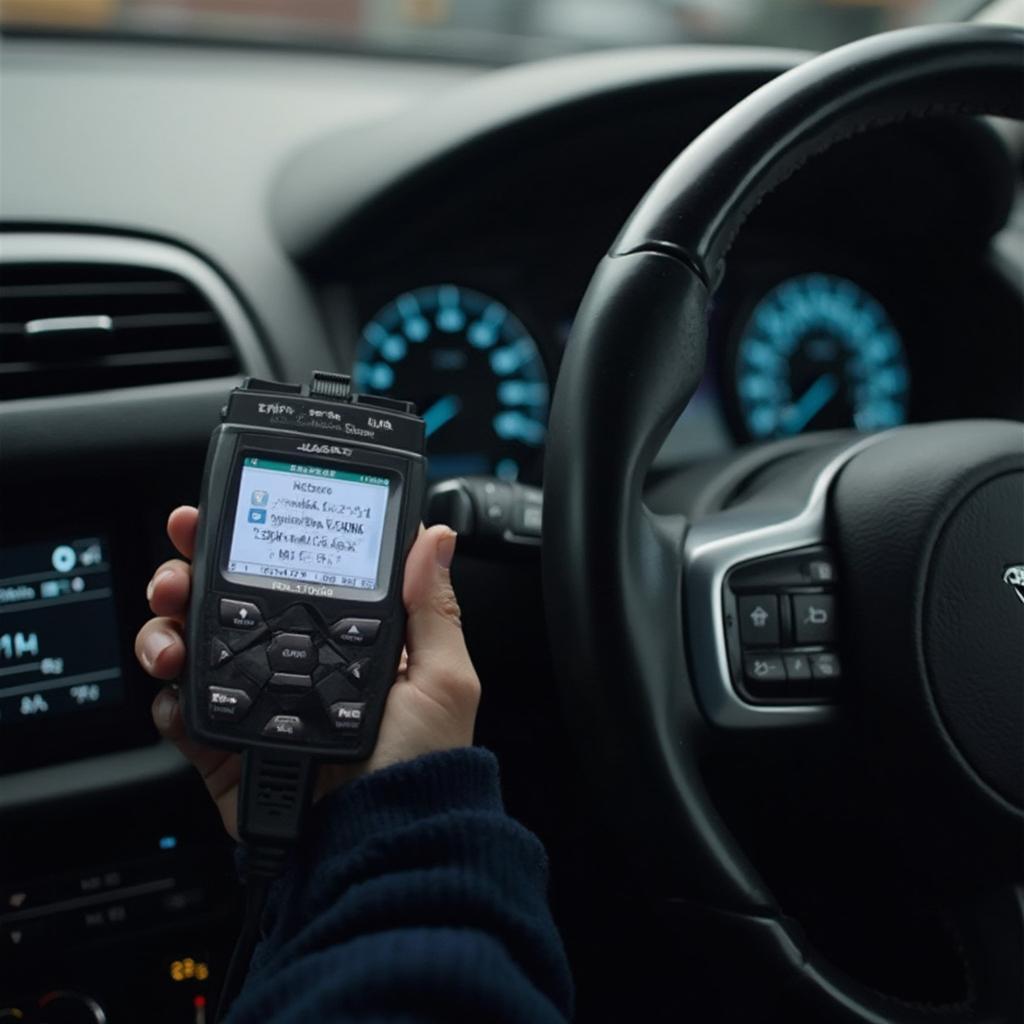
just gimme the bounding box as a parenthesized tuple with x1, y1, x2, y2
(543, 23, 1024, 1023)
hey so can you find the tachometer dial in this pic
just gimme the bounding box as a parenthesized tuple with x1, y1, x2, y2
(733, 273, 910, 439)
(355, 285, 548, 480)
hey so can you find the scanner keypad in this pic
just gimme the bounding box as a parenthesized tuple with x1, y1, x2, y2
(203, 597, 385, 747)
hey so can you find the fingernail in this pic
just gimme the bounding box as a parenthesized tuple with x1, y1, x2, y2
(141, 630, 175, 670)
(153, 689, 178, 732)
(146, 569, 174, 602)
(436, 530, 457, 570)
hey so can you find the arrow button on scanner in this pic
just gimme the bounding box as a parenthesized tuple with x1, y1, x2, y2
(219, 599, 263, 631)
(329, 618, 381, 646)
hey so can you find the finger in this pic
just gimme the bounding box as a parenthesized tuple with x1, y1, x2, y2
(167, 506, 199, 561)
(151, 687, 240, 799)
(402, 526, 476, 682)
(135, 617, 186, 679)
(146, 559, 192, 619)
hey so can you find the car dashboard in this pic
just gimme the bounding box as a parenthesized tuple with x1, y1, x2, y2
(0, 31, 1021, 1022)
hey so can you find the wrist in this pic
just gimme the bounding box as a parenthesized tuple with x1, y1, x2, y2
(313, 746, 501, 848)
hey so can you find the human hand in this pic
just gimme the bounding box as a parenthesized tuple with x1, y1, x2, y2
(135, 506, 480, 839)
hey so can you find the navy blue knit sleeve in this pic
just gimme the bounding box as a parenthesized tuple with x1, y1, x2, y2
(226, 747, 574, 1023)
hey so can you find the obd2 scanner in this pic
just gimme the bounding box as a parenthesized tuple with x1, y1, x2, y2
(181, 372, 426, 1019)
(184, 372, 425, 760)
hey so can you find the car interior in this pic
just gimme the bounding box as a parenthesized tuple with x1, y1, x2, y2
(1, 1, 1022, 1021)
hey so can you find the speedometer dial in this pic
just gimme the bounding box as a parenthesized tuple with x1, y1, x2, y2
(733, 273, 910, 440)
(355, 285, 548, 481)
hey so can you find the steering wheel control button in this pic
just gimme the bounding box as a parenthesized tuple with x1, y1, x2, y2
(810, 653, 841, 681)
(219, 598, 263, 630)
(329, 701, 366, 731)
(738, 596, 780, 646)
(482, 480, 510, 528)
(262, 714, 305, 740)
(744, 654, 786, 684)
(208, 637, 234, 668)
(330, 618, 381, 645)
(513, 487, 544, 538)
(792, 594, 836, 645)
(729, 547, 835, 589)
(207, 686, 252, 720)
(267, 633, 317, 674)
(783, 654, 812, 680)
(804, 558, 837, 583)
(268, 672, 313, 692)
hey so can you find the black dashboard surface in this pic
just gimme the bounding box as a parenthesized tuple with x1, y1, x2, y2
(0, 38, 473, 381)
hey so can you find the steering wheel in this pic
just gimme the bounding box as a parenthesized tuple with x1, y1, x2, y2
(544, 23, 1023, 1024)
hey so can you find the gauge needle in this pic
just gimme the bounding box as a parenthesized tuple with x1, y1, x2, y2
(422, 394, 463, 437)
(781, 373, 839, 433)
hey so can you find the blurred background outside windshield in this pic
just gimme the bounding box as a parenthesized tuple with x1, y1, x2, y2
(0, 1, 982, 61)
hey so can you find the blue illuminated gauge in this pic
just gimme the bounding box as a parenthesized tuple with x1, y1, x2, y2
(355, 285, 549, 481)
(734, 273, 910, 439)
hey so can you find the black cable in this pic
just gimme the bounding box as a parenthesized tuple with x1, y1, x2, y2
(215, 748, 317, 1022)
(216, 873, 270, 1019)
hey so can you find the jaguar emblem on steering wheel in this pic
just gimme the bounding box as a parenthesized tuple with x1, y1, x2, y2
(1003, 565, 1024, 606)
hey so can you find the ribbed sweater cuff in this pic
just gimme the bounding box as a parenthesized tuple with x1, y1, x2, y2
(309, 746, 503, 850)
(234, 747, 501, 882)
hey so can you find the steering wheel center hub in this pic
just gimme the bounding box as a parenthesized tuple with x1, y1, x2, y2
(923, 469, 1024, 810)
(834, 422, 1024, 819)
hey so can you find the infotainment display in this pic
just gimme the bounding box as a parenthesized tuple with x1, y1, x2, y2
(0, 536, 124, 726)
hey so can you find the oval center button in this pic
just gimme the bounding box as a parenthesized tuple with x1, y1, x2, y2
(267, 632, 317, 674)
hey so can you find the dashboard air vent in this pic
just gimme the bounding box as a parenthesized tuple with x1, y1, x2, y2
(0, 261, 241, 400)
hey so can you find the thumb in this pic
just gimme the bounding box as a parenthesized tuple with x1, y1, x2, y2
(402, 525, 470, 677)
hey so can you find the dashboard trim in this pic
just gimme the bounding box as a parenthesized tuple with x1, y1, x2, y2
(272, 45, 810, 262)
(0, 231, 272, 382)
(0, 740, 187, 812)
(685, 432, 885, 728)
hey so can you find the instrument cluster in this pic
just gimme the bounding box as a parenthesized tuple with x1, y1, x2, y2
(346, 248, 1020, 478)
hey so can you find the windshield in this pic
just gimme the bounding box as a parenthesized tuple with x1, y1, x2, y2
(0, 1, 985, 61)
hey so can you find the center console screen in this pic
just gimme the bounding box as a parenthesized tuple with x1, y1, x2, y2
(0, 536, 123, 726)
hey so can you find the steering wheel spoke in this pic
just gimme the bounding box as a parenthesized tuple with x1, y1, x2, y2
(952, 884, 1024, 1023)
(683, 434, 879, 729)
